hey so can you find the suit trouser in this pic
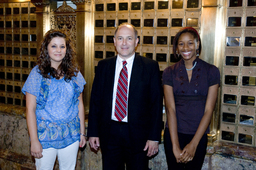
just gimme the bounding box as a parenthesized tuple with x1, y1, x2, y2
(164, 128, 207, 170)
(101, 120, 148, 170)
(35, 141, 79, 170)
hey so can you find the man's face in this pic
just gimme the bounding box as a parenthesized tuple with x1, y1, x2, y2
(113, 25, 139, 59)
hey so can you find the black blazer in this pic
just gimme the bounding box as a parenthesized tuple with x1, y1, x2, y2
(87, 54, 163, 152)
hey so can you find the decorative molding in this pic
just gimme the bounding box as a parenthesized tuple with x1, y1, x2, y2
(71, 0, 91, 5)
(1, 0, 30, 2)
(55, 1, 75, 13)
(31, 0, 50, 6)
(50, 1, 77, 46)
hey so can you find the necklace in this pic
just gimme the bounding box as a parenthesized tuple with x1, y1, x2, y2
(186, 61, 197, 71)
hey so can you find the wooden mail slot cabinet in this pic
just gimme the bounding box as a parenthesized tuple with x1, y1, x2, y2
(222, 86, 239, 105)
(0, 1, 38, 106)
(221, 0, 256, 146)
(221, 105, 238, 124)
(94, 0, 201, 77)
(238, 106, 255, 126)
(238, 126, 254, 145)
(220, 123, 236, 143)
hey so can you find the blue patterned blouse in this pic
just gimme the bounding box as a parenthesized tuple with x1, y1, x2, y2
(22, 66, 86, 149)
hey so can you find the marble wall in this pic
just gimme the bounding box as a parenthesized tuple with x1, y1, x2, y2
(83, 142, 256, 170)
(0, 104, 83, 170)
(0, 104, 255, 170)
(0, 105, 34, 170)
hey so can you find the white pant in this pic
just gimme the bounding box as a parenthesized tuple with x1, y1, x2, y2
(35, 141, 79, 170)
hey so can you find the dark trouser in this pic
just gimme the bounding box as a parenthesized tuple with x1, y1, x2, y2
(164, 128, 207, 170)
(101, 120, 148, 170)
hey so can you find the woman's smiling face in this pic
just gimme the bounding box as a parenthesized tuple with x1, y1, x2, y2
(47, 37, 66, 69)
(177, 32, 199, 62)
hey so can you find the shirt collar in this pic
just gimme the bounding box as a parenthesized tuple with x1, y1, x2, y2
(117, 53, 135, 65)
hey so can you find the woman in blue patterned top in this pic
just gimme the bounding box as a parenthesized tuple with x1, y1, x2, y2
(22, 29, 86, 170)
(163, 27, 220, 170)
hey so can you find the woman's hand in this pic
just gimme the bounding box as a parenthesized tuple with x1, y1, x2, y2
(78, 93, 86, 148)
(173, 146, 183, 163)
(79, 135, 86, 148)
(30, 140, 43, 158)
(26, 92, 42, 159)
(180, 142, 197, 163)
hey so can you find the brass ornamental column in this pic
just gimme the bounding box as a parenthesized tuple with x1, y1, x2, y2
(201, 0, 225, 143)
(31, 0, 50, 55)
(72, 0, 94, 113)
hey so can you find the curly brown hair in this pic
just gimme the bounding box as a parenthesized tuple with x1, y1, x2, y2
(37, 29, 79, 81)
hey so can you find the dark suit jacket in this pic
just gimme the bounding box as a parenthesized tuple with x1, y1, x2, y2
(87, 54, 163, 152)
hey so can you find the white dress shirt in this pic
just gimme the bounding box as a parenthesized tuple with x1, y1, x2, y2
(111, 54, 135, 122)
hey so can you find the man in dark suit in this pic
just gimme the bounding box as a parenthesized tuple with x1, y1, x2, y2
(87, 23, 163, 170)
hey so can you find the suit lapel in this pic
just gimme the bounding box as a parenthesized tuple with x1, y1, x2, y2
(129, 54, 143, 94)
(107, 57, 117, 97)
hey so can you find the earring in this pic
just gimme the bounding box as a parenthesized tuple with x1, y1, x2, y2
(176, 51, 180, 58)
(196, 49, 199, 57)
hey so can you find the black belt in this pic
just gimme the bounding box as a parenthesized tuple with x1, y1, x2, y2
(175, 95, 207, 101)
(111, 120, 128, 125)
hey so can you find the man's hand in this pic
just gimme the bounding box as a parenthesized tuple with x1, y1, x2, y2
(143, 140, 159, 157)
(89, 137, 100, 151)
